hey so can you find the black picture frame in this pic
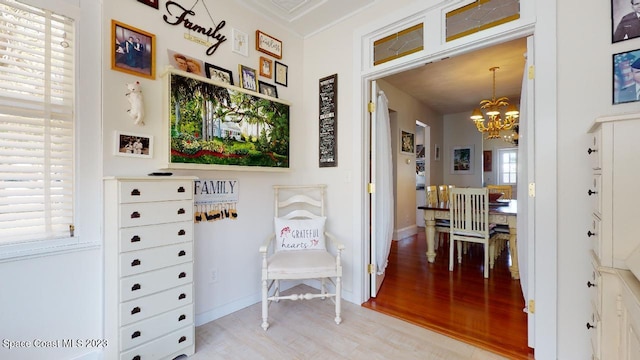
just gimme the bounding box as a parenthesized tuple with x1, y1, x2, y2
(613, 48, 640, 104)
(612, 0, 640, 43)
(258, 81, 278, 98)
(274, 61, 288, 87)
(205, 63, 234, 85)
(137, 0, 159, 10)
(318, 74, 338, 168)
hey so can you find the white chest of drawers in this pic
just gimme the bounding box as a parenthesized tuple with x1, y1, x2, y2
(104, 177, 196, 360)
(587, 114, 640, 360)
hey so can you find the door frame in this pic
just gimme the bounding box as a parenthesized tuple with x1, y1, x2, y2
(353, 2, 556, 356)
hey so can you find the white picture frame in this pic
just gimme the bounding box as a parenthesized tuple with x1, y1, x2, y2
(450, 145, 474, 175)
(231, 28, 249, 57)
(115, 131, 153, 158)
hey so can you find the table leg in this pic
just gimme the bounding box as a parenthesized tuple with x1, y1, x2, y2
(508, 216, 520, 280)
(424, 210, 436, 263)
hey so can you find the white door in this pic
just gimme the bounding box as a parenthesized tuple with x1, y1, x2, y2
(369, 80, 394, 297)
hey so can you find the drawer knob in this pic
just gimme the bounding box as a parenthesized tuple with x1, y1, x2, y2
(131, 259, 141, 267)
(131, 283, 141, 291)
(587, 281, 596, 288)
(177, 186, 186, 193)
(178, 293, 186, 300)
(131, 331, 141, 339)
(587, 148, 597, 155)
(587, 189, 597, 196)
(178, 336, 187, 343)
(586, 322, 595, 330)
(131, 189, 141, 196)
(178, 272, 187, 279)
(177, 208, 186, 215)
(130, 211, 141, 219)
(131, 306, 141, 315)
(131, 235, 141, 243)
(178, 250, 186, 257)
(587, 231, 596, 237)
(132, 356, 141, 360)
(178, 314, 186, 321)
(178, 229, 186, 236)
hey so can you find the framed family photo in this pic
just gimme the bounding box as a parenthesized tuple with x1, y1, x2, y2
(259, 56, 273, 78)
(274, 61, 288, 86)
(111, 20, 155, 79)
(239, 65, 257, 91)
(137, 0, 158, 9)
(205, 63, 234, 85)
(451, 145, 474, 175)
(613, 48, 640, 104)
(612, 0, 640, 43)
(258, 81, 278, 98)
(115, 131, 153, 158)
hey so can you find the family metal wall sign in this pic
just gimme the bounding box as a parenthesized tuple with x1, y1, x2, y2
(162, 0, 227, 56)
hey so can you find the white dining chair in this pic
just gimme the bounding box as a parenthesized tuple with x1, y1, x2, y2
(449, 187, 498, 278)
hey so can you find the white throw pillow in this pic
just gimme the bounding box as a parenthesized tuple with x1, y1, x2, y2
(274, 217, 326, 251)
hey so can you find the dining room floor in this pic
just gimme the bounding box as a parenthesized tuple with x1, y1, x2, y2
(363, 230, 534, 359)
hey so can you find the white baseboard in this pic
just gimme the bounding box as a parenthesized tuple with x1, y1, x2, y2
(393, 224, 418, 240)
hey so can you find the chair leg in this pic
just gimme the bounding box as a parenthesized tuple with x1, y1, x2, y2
(483, 244, 489, 278)
(321, 278, 326, 299)
(489, 241, 496, 269)
(335, 276, 342, 325)
(457, 240, 462, 263)
(449, 237, 454, 271)
(261, 279, 269, 330)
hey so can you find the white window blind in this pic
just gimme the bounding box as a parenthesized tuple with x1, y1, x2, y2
(0, 0, 75, 245)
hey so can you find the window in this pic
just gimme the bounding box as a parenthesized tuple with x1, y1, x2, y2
(498, 148, 517, 184)
(0, 0, 75, 246)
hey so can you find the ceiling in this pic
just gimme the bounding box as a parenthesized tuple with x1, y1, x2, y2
(234, 0, 527, 115)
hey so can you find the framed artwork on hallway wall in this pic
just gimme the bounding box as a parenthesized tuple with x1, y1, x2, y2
(613, 48, 640, 104)
(400, 130, 414, 154)
(483, 150, 492, 172)
(451, 145, 474, 175)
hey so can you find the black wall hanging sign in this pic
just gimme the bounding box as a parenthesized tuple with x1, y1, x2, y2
(163, 0, 227, 56)
(319, 74, 338, 168)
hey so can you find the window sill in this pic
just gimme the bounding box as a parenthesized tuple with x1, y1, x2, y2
(0, 237, 101, 263)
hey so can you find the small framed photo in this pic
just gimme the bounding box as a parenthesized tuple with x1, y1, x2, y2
(256, 30, 282, 59)
(115, 131, 153, 158)
(205, 63, 234, 85)
(258, 81, 278, 98)
(137, 0, 158, 9)
(483, 150, 492, 171)
(259, 56, 273, 78)
(111, 20, 155, 79)
(612, 0, 640, 43)
(451, 145, 474, 175)
(231, 28, 249, 57)
(400, 130, 414, 154)
(613, 48, 640, 104)
(238, 65, 257, 91)
(274, 61, 288, 87)
(167, 49, 204, 77)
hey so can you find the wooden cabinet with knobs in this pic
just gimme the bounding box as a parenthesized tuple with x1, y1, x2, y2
(587, 114, 640, 360)
(104, 177, 196, 360)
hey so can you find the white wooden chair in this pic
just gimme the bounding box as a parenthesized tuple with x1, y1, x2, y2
(448, 187, 498, 278)
(259, 184, 344, 330)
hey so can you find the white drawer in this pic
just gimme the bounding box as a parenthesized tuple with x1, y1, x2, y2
(589, 175, 601, 217)
(119, 180, 193, 203)
(120, 200, 193, 228)
(119, 304, 193, 351)
(119, 222, 192, 253)
(588, 129, 601, 170)
(120, 325, 194, 360)
(120, 263, 193, 302)
(120, 284, 192, 326)
(589, 215, 601, 262)
(120, 242, 192, 277)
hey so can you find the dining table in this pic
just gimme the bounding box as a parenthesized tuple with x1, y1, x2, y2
(417, 199, 519, 280)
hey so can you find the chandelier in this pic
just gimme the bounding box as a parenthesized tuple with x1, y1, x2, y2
(470, 67, 519, 139)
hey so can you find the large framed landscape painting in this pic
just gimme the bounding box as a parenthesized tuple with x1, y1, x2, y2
(167, 70, 290, 170)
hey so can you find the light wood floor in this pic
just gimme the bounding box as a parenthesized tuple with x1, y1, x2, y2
(363, 230, 534, 359)
(190, 284, 509, 359)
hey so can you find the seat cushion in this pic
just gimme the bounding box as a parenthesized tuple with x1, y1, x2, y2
(268, 250, 337, 276)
